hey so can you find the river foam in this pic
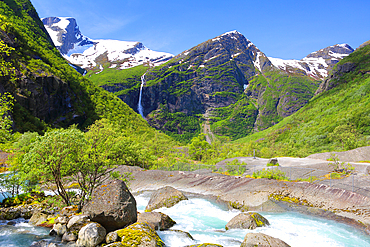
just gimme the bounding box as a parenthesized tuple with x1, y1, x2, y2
(135, 192, 370, 247)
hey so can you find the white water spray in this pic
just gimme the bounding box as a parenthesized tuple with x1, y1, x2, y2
(138, 73, 146, 119)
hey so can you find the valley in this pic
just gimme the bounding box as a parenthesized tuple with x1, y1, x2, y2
(0, 0, 370, 246)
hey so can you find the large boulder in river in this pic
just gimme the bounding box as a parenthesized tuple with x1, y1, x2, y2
(225, 212, 269, 230)
(76, 222, 106, 247)
(145, 186, 188, 212)
(116, 222, 165, 246)
(137, 211, 176, 230)
(241, 233, 290, 247)
(82, 179, 137, 232)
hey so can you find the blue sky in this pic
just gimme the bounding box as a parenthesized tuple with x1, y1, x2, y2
(31, 0, 370, 59)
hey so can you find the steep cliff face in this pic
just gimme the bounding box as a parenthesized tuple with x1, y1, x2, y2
(0, 10, 82, 130)
(140, 31, 268, 114)
(0, 0, 151, 134)
(315, 40, 370, 95)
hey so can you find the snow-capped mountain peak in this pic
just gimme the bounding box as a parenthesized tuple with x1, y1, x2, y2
(269, 43, 354, 79)
(42, 17, 173, 70)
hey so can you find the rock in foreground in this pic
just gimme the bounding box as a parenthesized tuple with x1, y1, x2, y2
(116, 222, 165, 247)
(145, 186, 188, 212)
(82, 179, 137, 232)
(137, 211, 176, 230)
(225, 212, 269, 230)
(76, 222, 106, 247)
(241, 233, 290, 247)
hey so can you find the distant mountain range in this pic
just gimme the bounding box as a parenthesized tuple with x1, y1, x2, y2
(42, 17, 173, 71)
(41, 17, 357, 142)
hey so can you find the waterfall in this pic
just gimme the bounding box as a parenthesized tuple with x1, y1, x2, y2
(138, 73, 146, 119)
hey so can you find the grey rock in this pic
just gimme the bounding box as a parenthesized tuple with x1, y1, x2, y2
(106, 231, 119, 244)
(105, 243, 124, 247)
(268, 158, 278, 165)
(76, 222, 106, 247)
(29, 211, 48, 226)
(62, 231, 78, 242)
(225, 212, 269, 230)
(137, 211, 176, 230)
(52, 223, 67, 236)
(82, 179, 137, 232)
(241, 233, 290, 247)
(55, 216, 68, 224)
(145, 186, 188, 212)
(67, 214, 90, 229)
(366, 166, 370, 175)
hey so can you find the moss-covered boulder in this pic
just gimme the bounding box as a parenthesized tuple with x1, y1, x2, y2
(225, 212, 269, 230)
(137, 211, 176, 230)
(116, 222, 165, 247)
(241, 233, 290, 247)
(145, 186, 188, 212)
(29, 210, 51, 226)
(82, 179, 137, 232)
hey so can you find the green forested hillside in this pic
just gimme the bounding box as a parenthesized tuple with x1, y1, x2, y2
(236, 43, 370, 157)
(0, 0, 174, 152)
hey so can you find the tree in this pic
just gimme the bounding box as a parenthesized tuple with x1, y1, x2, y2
(19, 127, 85, 205)
(0, 92, 14, 143)
(189, 133, 211, 161)
(73, 119, 139, 210)
(328, 123, 362, 150)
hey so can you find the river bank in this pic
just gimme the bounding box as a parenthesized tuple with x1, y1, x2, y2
(118, 163, 370, 235)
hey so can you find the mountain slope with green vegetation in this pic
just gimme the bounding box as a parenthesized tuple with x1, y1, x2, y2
(88, 31, 318, 143)
(0, 0, 176, 156)
(236, 42, 370, 157)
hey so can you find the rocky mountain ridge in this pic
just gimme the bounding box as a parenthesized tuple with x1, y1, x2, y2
(269, 44, 354, 79)
(42, 17, 173, 71)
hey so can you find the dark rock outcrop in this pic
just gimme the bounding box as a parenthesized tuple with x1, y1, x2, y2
(145, 186, 188, 212)
(316, 62, 356, 95)
(241, 233, 290, 247)
(82, 180, 137, 232)
(225, 212, 270, 230)
(137, 211, 176, 230)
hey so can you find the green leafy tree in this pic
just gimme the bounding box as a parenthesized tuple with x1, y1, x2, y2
(19, 127, 85, 205)
(0, 92, 14, 143)
(73, 119, 144, 210)
(328, 124, 362, 150)
(0, 40, 15, 78)
(189, 133, 211, 161)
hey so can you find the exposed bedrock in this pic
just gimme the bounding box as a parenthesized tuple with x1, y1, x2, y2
(119, 167, 370, 233)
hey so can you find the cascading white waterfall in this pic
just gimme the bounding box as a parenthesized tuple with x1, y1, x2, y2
(138, 73, 146, 119)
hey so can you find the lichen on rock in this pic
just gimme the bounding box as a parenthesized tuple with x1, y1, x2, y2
(145, 186, 188, 212)
(115, 222, 165, 247)
(225, 212, 269, 230)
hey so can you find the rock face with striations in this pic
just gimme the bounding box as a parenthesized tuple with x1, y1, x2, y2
(241, 233, 290, 247)
(82, 180, 137, 232)
(145, 186, 188, 212)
